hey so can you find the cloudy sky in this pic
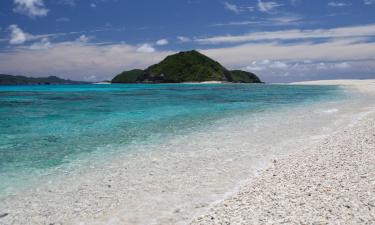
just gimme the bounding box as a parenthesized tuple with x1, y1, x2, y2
(0, 0, 374, 82)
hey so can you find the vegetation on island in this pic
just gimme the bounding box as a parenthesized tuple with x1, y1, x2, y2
(229, 70, 262, 83)
(0, 74, 86, 85)
(112, 50, 262, 83)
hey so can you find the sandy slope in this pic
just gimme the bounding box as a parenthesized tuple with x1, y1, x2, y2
(191, 112, 375, 225)
(191, 80, 375, 225)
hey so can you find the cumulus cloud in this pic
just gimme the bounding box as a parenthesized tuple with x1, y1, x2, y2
(29, 37, 51, 50)
(76, 35, 90, 43)
(257, 0, 283, 13)
(13, 0, 49, 17)
(136, 43, 155, 53)
(156, 39, 169, 46)
(243, 60, 289, 71)
(9, 24, 31, 45)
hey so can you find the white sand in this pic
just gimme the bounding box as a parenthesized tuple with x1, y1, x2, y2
(292, 79, 375, 94)
(191, 110, 375, 225)
(182, 81, 228, 84)
(0, 80, 374, 225)
(191, 79, 375, 224)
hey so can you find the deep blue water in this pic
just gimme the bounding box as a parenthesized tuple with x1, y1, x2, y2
(0, 84, 343, 192)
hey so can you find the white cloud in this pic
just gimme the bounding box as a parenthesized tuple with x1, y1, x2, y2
(243, 60, 289, 71)
(1, 24, 373, 82)
(9, 24, 31, 45)
(13, 0, 49, 17)
(268, 14, 303, 25)
(29, 37, 51, 50)
(76, 35, 90, 43)
(257, 0, 283, 13)
(240, 59, 360, 82)
(1, 38, 373, 82)
(156, 39, 169, 46)
(333, 62, 351, 69)
(316, 62, 327, 70)
(211, 14, 303, 27)
(0, 42, 172, 81)
(177, 36, 191, 43)
(136, 43, 155, 53)
(223, 2, 254, 14)
(328, 2, 350, 7)
(90, 3, 97, 8)
(201, 39, 375, 70)
(364, 0, 375, 5)
(270, 61, 289, 69)
(224, 2, 241, 14)
(195, 24, 375, 44)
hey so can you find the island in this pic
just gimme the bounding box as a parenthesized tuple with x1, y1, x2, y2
(0, 74, 87, 85)
(112, 50, 262, 83)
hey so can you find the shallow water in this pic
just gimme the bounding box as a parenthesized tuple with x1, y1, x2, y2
(0, 84, 344, 194)
(2, 84, 374, 224)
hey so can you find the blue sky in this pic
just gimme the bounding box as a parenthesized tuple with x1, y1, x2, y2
(0, 0, 374, 82)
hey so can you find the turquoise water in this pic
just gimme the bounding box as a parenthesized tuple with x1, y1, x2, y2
(0, 84, 343, 192)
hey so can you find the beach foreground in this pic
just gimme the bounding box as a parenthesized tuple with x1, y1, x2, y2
(191, 79, 375, 224)
(191, 110, 375, 225)
(0, 80, 374, 225)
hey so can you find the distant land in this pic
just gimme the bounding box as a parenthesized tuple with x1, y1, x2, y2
(112, 50, 262, 83)
(0, 74, 87, 85)
(0, 50, 261, 85)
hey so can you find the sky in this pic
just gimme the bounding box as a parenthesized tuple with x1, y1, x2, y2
(0, 0, 374, 82)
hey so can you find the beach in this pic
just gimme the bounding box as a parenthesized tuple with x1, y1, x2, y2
(192, 79, 375, 225)
(0, 80, 374, 225)
(292, 79, 375, 94)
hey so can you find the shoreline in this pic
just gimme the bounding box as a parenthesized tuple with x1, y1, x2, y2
(191, 110, 375, 225)
(291, 79, 375, 94)
(0, 80, 374, 224)
(191, 80, 375, 224)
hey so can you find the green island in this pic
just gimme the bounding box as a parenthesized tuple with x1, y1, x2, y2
(0, 50, 261, 85)
(112, 50, 262, 83)
(0, 74, 86, 85)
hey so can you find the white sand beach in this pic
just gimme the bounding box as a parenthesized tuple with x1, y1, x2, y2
(292, 79, 375, 94)
(192, 79, 375, 224)
(0, 80, 374, 225)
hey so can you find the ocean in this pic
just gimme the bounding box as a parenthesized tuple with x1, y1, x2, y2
(0, 84, 344, 195)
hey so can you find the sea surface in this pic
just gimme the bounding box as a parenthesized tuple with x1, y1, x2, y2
(0, 84, 344, 195)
